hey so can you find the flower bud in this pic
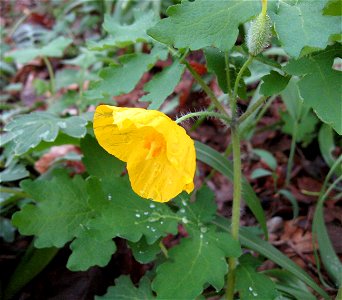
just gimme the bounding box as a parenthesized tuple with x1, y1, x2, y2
(247, 13, 272, 56)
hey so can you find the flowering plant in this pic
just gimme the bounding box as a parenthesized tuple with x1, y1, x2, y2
(1, 0, 340, 299)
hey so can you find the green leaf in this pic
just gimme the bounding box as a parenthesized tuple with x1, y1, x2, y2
(81, 135, 125, 180)
(94, 10, 157, 49)
(204, 48, 251, 101)
(12, 171, 95, 248)
(90, 176, 180, 245)
(96, 276, 155, 300)
(204, 47, 228, 93)
(264, 269, 316, 300)
(236, 263, 279, 300)
(8, 37, 72, 63)
(212, 216, 330, 300)
(66, 177, 116, 271)
(272, 0, 340, 57)
(4, 111, 87, 155)
(55, 69, 79, 90)
(177, 186, 217, 223)
(195, 141, 268, 238)
(128, 237, 161, 264)
(67, 228, 116, 271)
(260, 71, 290, 96)
(318, 124, 342, 176)
(281, 110, 319, 146)
(33, 79, 50, 95)
(3, 245, 59, 300)
(251, 168, 273, 180)
(283, 45, 342, 134)
(148, 0, 260, 51)
(152, 226, 241, 299)
(140, 61, 185, 110)
(313, 170, 342, 287)
(85, 47, 168, 100)
(278, 189, 299, 219)
(253, 149, 277, 170)
(280, 77, 304, 120)
(279, 79, 319, 146)
(0, 217, 16, 242)
(0, 162, 29, 183)
(323, 0, 342, 16)
(151, 187, 238, 298)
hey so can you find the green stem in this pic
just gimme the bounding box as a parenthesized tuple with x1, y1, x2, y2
(176, 111, 231, 125)
(184, 61, 229, 117)
(320, 174, 342, 202)
(261, 0, 268, 17)
(286, 122, 298, 186)
(226, 53, 254, 300)
(238, 96, 267, 124)
(42, 56, 55, 94)
(226, 126, 242, 300)
(231, 55, 253, 118)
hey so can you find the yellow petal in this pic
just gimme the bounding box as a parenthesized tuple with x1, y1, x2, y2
(93, 105, 147, 162)
(93, 105, 196, 202)
(127, 151, 195, 202)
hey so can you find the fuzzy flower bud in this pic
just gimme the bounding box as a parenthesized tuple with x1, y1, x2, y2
(247, 13, 272, 56)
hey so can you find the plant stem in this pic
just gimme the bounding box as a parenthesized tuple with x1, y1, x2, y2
(42, 56, 55, 94)
(226, 53, 254, 300)
(176, 111, 231, 125)
(261, 0, 268, 17)
(230, 55, 253, 117)
(238, 96, 267, 124)
(184, 61, 229, 117)
(226, 125, 242, 300)
(286, 122, 298, 186)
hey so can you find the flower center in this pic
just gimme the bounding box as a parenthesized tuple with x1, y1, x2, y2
(144, 132, 165, 159)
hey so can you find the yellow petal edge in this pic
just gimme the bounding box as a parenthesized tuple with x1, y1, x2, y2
(93, 105, 196, 202)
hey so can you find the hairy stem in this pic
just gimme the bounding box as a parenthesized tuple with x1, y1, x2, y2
(226, 125, 242, 300)
(226, 53, 254, 300)
(230, 55, 253, 118)
(176, 111, 231, 125)
(184, 61, 229, 117)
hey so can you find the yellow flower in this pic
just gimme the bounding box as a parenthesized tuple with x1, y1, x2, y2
(93, 105, 196, 202)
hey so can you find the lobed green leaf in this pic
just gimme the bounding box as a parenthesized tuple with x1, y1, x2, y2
(283, 45, 342, 134)
(272, 0, 340, 57)
(4, 111, 87, 155)
(140, 60, 185, 110)
(8, 37, 72, 64)
(96, 276, 155, 300)
(148, 0, 260, 51)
